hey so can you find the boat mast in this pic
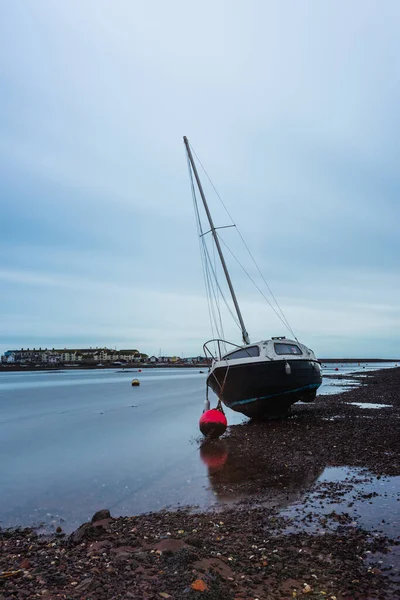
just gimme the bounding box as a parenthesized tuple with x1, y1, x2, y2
(184, 136, 250, 345)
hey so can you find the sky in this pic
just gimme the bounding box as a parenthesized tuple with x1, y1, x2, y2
(0, 0, 399, 358)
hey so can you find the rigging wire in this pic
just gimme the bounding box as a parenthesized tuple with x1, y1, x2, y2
(186, 153, 240, 347)
(187, 153, 217, 342)
(203, 243, 224, 338)
(202, 237, 241, 331)
(189, 142, 296, 339)
(212, 234, 221, 325)
(210, 229, 227, 353)
(217, 233, 298, 339)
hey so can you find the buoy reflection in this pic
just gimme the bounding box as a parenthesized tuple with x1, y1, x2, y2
(200, 440, 228, 470)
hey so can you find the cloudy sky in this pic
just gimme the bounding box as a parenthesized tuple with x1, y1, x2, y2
(1, 0, 399, 358)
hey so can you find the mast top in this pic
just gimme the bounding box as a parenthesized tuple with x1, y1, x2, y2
(184, 136, 250, 345)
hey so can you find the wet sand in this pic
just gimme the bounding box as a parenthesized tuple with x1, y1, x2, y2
(1, 367, 399, 599)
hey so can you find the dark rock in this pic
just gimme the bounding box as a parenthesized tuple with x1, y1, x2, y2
(113, 545, 139, 555)
(134, 551, 150, 563)
(87, 540, 112, 554)
(186, 536, 203, 548)
(91, 517, 112, 529)
(153, 539, 186, 553)
(68, 523, 100, 545)
(91, 509, 111, 523)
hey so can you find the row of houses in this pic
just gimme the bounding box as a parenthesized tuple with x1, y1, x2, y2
(147, 355, 206, 364)
(1, 348, 147, 365)
(1, 348, 208, 366)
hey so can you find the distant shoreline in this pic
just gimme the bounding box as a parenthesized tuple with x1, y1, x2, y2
(0, 363, 210, 372)
(319, 358, 399, 363)
(0, 358, 398, 372)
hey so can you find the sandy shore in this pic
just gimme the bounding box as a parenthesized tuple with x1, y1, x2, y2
(1, 367, 399, 599)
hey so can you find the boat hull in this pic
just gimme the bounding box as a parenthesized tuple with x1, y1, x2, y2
(207, 359, 322, 419)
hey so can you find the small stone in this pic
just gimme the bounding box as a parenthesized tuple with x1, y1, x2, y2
(20, 558, 30, 569)
(75, 578, 93, 592)
(191, 579, 208, 591)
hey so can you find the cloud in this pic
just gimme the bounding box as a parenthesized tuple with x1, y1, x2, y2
(1, 0, 399, 357)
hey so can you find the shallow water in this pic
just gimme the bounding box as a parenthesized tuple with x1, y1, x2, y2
(0, 363, 397, 531)
(319, 361, 397, 395)
(348, 402, 393, 409)
(321, 362, 398, 375)
(318, 377, 360, 395)
(282, 466, 400, 536)
(280, 466, 400, 574)
(0, 368, 242, 531)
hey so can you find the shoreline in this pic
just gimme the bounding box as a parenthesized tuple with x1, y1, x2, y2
(0, 363, 210, 372)
(0, 357, 398, 373)
(1, 367, 399, 598)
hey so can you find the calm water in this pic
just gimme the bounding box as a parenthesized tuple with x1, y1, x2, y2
(0, 363, 397, 531)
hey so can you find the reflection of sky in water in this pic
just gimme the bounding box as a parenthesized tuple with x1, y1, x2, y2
(318, 377, 359, 395)
(348, 402, 392, 409)
(319, 362, 398, 395)
(0, 368, 241, 531)
(0, 364, 398, 531)
(321, 362, 398, 375)
(282, 469, 400, 584)
(282, 466, 400, 537)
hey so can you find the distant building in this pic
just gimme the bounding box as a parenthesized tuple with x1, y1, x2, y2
(2, 351, 16, 363)
(1, 347, 147, 365)
(0, 347, 214, 367)
(184, 355, 206, 364)
(154, 356, 182, 364)
(157, 356, 171, 363)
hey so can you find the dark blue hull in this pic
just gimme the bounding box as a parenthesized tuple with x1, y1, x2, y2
(207, 359, 322, 418)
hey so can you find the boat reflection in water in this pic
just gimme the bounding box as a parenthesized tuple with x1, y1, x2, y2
(200, 434, 323, 508)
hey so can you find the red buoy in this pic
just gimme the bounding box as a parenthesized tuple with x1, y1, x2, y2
(199, 409, 227, 439)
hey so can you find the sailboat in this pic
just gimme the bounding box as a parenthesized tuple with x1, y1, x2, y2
(184, 136, 322, 419)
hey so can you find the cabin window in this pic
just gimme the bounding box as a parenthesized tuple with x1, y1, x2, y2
(274, 343, 302, 355)
(223, 346, 260, 360)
